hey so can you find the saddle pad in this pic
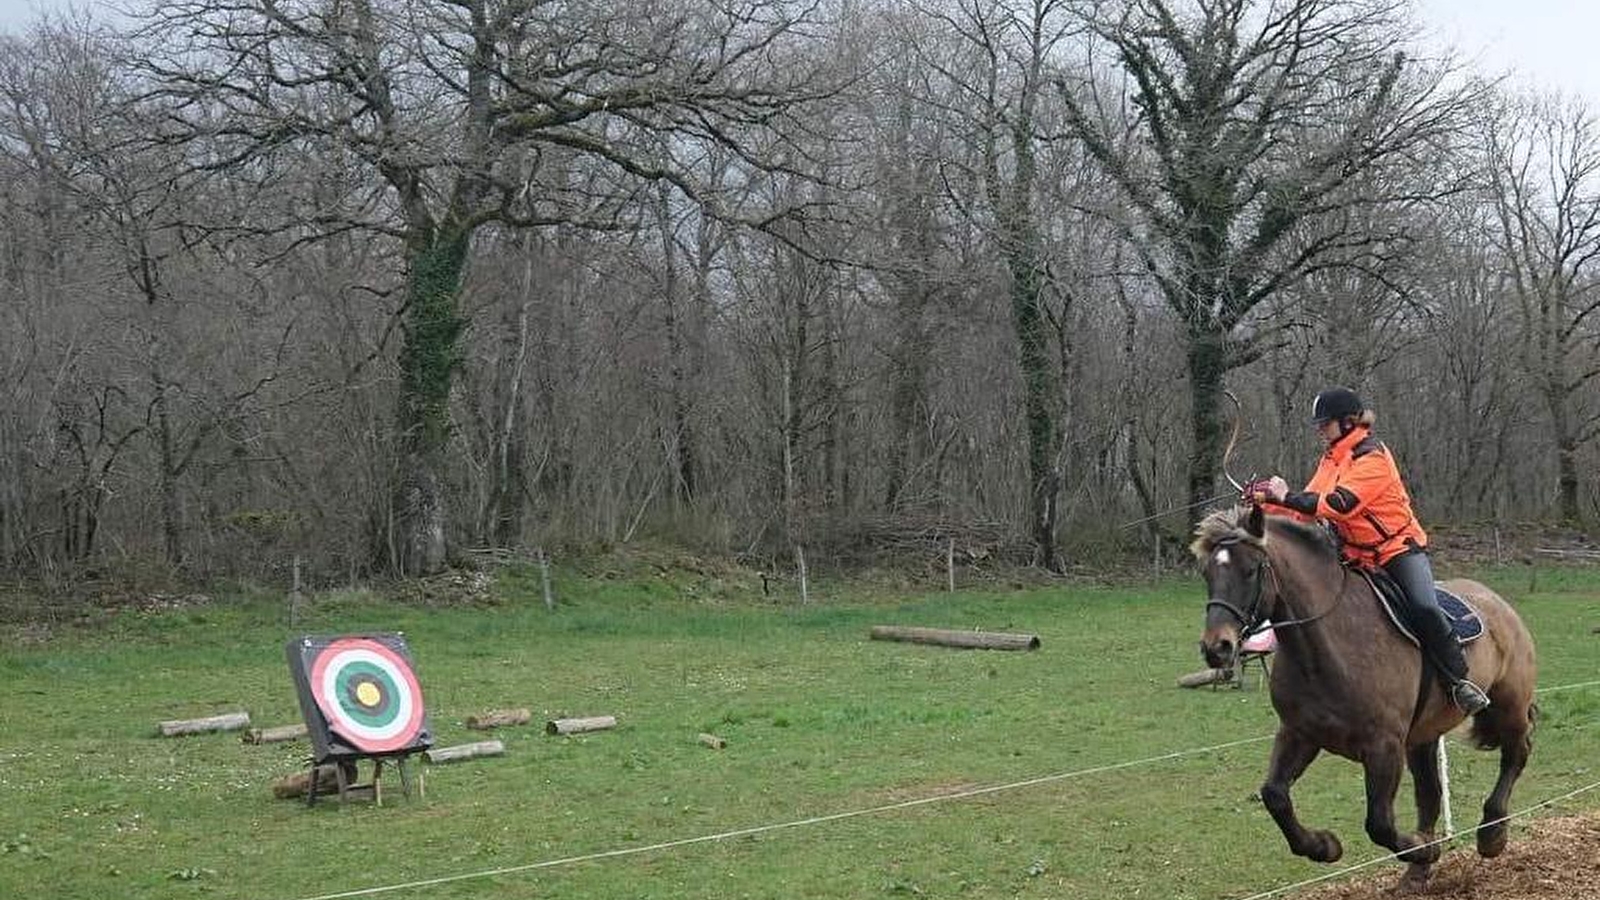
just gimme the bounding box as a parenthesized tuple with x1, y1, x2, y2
(1360, 571, 1486, 646)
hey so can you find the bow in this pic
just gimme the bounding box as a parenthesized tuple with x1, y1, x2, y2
(1221, 389, 1248, 495)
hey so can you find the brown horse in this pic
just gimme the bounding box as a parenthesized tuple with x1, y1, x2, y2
(1191, 506, 1537, 889)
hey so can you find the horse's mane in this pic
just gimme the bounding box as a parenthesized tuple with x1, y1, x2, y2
(1189, 506, 1341, 561)
(1189, 506, 1262, 559)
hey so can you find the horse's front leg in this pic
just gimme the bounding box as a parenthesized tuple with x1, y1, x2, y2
(1260, 728, 1341, 862)
(1396, 739, 1445, 892)
(1363, 742, 1440, 867)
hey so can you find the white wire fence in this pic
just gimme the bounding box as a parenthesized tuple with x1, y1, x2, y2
(284, 677, 1600, 900)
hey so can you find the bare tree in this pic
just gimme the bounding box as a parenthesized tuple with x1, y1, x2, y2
(134, 0, 839, 574)
(1482, 90, 1600, 521)
(1058, 0, 1477, 511)
(911, 0, 1084, 569)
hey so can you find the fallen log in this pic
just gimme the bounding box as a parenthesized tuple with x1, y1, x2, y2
(868, 626, 1040, 651)
(546, 715, 617, 735)
(242, 723, 308, 744)
(1177, 668, 1233, 688)
(466, 708, 532, 730)
(272, 765, 341, 799)
(698, 732, 727, 750)
(158, 712, 251, 737)
(424, 740, 505, 764)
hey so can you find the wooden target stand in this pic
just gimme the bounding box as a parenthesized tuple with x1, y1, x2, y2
(303, 752, 422, 807)
(287, 633, 434, 807)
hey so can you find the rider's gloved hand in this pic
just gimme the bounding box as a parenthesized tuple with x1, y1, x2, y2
(1242, 476, 1288, 505)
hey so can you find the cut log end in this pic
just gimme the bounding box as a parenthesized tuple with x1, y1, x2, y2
(546, 715, 617, 735)
(158, 712, 251, 737)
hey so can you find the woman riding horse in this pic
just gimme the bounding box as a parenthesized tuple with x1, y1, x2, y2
(1246, 387, 1490, 715)
(1191, 505, 1536, 887)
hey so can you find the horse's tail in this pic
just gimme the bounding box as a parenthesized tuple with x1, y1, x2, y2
(1468, 699, 1538, 751)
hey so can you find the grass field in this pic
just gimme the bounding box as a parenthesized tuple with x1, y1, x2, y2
(2, 559, 1597, 900)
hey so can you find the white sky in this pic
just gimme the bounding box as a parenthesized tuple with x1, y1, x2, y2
(0, 0, 70, 31)
(1412, 0, 1600, 104)
(0, 0, 1596, 104)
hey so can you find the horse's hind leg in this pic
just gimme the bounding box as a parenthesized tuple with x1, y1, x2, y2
(1362, 741, 1440, 866)
(1260, 729, 1341, 863)
(1477, 701, 1534, 858)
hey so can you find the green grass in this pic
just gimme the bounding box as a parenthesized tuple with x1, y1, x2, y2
(1, 563, 1597, 900)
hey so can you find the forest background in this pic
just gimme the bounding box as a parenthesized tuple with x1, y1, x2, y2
(2, 0, 1597, 596)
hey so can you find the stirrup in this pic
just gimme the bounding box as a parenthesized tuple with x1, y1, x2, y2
(1451, 680, 1491, 715)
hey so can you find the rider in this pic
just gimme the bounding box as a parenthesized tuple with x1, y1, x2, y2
(1248, 387, 1491, 715)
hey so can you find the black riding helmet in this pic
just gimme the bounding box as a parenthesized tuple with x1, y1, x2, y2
(1310, 387, 1363, 425)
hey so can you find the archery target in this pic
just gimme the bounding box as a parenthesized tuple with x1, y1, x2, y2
(288, 633, 432, 760)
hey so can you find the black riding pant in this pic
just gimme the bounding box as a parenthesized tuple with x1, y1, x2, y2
(1382, 549, 1468, 682)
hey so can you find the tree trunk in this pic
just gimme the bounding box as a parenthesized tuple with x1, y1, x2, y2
(1011, 249, 1060, 571)
(1186, 326, 1228, 515)
(393, 230, 470, 576)
(485, 246, 532, 549)
(1549, 383, 1581, 521)
(658, 184, 698, 506)
(884, 286, 932, 511)
(153, 368, 183, 568)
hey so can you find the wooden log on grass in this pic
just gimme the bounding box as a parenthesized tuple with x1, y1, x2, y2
(424, 740, 505, 764)
(698, 732, 727, 750)
(158, 712, 251, 737)
(242, 723, 308, 744)
(272, 765, 340, 799)
(466, 708, 532, 730)
(868, 626, 1040, 651)
(546, 715, 617, 735)
(1176, 668, 1233, 688)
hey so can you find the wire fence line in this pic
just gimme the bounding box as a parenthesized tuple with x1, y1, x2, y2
(287, 734, 1277, 900)
(285, 677, 1600, 900)
(1230, 777, 1600, 900)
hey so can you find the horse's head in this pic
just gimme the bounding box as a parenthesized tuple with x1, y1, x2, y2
(1191, 505, 1273, 669)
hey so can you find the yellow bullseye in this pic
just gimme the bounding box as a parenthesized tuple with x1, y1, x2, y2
(355, 681, 381, 707)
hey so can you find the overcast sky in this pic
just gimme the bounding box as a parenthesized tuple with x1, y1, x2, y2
(0, 0, 1596, 103)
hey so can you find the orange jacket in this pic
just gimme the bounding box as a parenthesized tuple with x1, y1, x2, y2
(1271, 425, 1427, 567)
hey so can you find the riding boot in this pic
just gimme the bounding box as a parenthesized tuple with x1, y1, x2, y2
(1383, 550, 1491, 715)
(1409, 604, 1489, 713)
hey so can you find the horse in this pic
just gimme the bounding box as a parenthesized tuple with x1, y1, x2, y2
(1190, 505, 1537, 890)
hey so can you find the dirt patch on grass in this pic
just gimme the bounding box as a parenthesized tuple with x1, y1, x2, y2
(1294, 812, 1600, 899)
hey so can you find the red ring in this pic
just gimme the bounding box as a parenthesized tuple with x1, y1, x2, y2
(308, 637, 426, 753)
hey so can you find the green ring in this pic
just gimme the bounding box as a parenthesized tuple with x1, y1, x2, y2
(336, 660, 401, 728)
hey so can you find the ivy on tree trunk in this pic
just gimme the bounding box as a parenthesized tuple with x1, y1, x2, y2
(393, 228, 469, 576)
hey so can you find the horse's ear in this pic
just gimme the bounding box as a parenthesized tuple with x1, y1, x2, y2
(1246, 504, 1265, 538)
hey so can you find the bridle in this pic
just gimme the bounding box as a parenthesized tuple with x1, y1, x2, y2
(1204, 538, 1278, 642)
(1204, 536, 1345, 643)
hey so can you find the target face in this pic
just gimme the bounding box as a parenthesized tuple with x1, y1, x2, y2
(288, 633, 431, 760)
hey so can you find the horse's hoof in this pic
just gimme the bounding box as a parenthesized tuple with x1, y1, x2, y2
(1398, 835, 1441, 866)
(1307, 829, 1343, 863)
(1395, 863, 1431, 894)
(1478, 823, 1509, 858)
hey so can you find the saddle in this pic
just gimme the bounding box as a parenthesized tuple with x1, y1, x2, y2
(1358, 568, 1485, 646)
